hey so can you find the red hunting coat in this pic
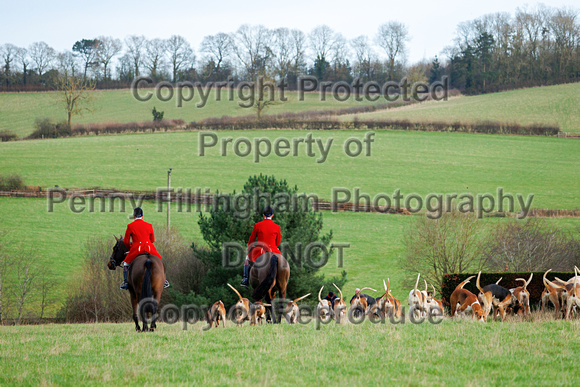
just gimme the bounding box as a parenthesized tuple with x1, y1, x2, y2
(247, 218, 281, 262)
(124, 218, 162, 264)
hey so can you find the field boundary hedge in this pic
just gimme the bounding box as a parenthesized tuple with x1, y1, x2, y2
(441, 271, 575, 308)
(1, 187, 579, 218)
(9, 114, 561, 141)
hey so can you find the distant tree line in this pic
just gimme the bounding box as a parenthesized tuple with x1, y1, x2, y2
(445, 5, 580, 93)
(0, 5, 578, 94)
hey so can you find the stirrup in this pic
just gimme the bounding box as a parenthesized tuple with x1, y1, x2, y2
(164, 280, 170, 289)
(120, 282, 129, 290)
(240, 278, 249, 287)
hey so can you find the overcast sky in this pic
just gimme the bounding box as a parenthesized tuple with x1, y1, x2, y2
(1, 0, 577, 63)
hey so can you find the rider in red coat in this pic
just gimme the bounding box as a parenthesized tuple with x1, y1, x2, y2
(120, 207, 169, 290)
(241, 206, 281, 287)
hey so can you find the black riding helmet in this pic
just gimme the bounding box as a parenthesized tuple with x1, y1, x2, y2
(263, 206, 273, 217)
(133, 207, 143, 218)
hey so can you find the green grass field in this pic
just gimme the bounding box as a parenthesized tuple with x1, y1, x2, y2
(1, 128, 579, 315)
(1, 196, 579, 317)
(343, 82, 580, 133)
(1, 130, 578, 209)
(0, 89, 385, 138)
(1, 319, 579, 385)
(2, 82, 579, 138)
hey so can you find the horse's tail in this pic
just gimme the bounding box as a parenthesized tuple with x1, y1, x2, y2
(252, 255, 278, 301)
(140, 259, 156, 313)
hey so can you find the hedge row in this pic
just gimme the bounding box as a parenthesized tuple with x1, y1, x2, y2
(186, 117, 560, 136)
(32, 114, 560, 140)
(441, 271, 575, 308)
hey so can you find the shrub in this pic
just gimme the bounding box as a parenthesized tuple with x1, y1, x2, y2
(152, 227, 208, 307)
(58, 237, 132, 323)
(28, 118, 71, 139)
(0, 130, 17, 142)
(152, 107, 165, 121)
(403, 209, 487, 291)
(482, 218, 580, 272)
(0, 174, 24, 191)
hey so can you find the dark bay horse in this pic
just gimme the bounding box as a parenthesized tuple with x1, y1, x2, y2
(250, 252, 290, 323)
(107, 236, 166, 332)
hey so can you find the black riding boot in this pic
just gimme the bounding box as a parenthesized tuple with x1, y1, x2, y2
(120, 265, 129, 290)
(240, 264, 250, 287)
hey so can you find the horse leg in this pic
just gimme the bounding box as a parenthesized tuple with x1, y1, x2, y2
(270, 290, 282, 324)
(130, 291, 141, 332)
(278, 286, 287, 324)
(150, 292, 162, 332)
(265, 292, 273, 323)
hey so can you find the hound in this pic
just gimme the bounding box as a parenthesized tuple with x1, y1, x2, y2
(205, 300, 226, 328)
(408, 273, 427, 319)
(545, 267, 580, 320)
(425, 284, 444, 317)
(541, 269, 567, 318)
(350, 287, 377, 318)
(476, 271, 516, 321)
(252, 301, 271, 325)
(509, 273, 533, 317)
(332, 284, 347, 323)
(227, 283, 251, 326)
(450, 275, 485, 322)
(317, 286, 333, 321)
(377, 279, 403, 319)
(285, 293, 311, 324)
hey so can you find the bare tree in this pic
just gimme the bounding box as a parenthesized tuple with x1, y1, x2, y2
(15, 47, 30, 84)
(56, 51, 79, 77)
(404, 210, 486, 291)
(376, 21, 410, 80)
(483, 218, 580, 272)
(13, 258, 37, 324)
(351, 35, 375, 81)
(232, 24, 273, 79)
(124, 35, 146, 77)
(290, 29, 307, 74)
(1, 43, 18, 82)
(309, 25, 335, 61)
(200, 32, 232, 75)
(29, 41, 55, 77)
(550, 7, 579, 76)
(145, 38, 167, 80)
(56, 70, 96, 126)
(166, 35, 194, 83)
(0, 234, 16, 325)
(331, 32, 349, 69)
(37, 270, 57, 319)
(271, 28, 293, 80)
(96, 36, 122, 80)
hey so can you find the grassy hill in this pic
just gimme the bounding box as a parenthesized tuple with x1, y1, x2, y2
(0, 89, 385, 138)
(1, 130, 577, 209)
(2, 82, 579, 138)
(1, 128, 578, 315)
(342, 82, 580, 133)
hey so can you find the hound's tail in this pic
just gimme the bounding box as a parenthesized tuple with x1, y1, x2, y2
(455, 275, 476, 291)
(476, 271, 484, 293)
(227, 283, 244, 301)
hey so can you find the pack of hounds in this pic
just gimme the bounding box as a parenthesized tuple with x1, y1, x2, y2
(204, 267, 580, 327)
